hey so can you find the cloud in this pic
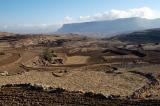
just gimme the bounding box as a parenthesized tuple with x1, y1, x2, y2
(93, 7, 158, 21)
(64, 7, 159, 23)
(79, 16, 91, 21)
(63, 16, 74, 23)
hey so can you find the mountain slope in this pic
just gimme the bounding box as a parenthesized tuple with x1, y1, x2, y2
(111, 28, 160, 43)
(57, 18, 160, 36)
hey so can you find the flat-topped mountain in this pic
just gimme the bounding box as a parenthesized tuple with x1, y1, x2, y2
(57, 17, 160, 36)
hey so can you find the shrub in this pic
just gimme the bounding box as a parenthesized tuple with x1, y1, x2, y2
(155, 43, 159, 45)
(41, 49, 57, 62)
(27, 84, 44, 91)
(49, 88, 65, 94)
(84, 92, 93, 97)
(84, 92, 106, 99)
(0, 52, 5, 55)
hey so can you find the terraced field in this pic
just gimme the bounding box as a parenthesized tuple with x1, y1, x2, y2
(0, 49, 37, 75)
(0, 34, 160, 105)
(0, 53, 20, 66)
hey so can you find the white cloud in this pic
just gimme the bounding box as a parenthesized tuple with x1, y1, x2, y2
(92, 7, 158, 21)
(79, 16, 91, 21)
(63, 7, 159, 23)
(63, 16, 74, 23)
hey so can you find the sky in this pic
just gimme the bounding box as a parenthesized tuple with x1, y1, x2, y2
(0, 0, 160, 33)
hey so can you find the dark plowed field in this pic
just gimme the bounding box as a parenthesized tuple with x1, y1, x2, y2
(0, 84, 160, 106)
(145, 50, 160, 64)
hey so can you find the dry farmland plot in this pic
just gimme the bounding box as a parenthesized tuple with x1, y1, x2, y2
(0, 69, 149, 97)
(0, 49, 38, 75)
(0, 53, 20, 67)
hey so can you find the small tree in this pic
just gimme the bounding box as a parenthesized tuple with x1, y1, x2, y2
(41, 49, 57, 62)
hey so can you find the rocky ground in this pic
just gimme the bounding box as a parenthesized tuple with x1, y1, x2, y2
(0, 84, 160, 106)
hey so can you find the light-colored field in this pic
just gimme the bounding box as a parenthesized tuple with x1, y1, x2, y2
(0, 70, 148, 97)
(0, 43, 11, 48)
(0, 53, 12, 60)
(65, 56, 90, 64)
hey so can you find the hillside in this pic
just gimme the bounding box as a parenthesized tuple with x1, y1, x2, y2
(111, 28, 160, 43)
(57, 17, 160, 36)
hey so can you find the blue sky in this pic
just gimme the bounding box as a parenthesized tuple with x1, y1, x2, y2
(0, 0, 160, 25)
(0, 0, 160, 33)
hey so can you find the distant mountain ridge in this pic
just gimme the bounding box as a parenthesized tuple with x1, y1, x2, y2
(57, 17, 160, 36)
(111, 28, 160, 43)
